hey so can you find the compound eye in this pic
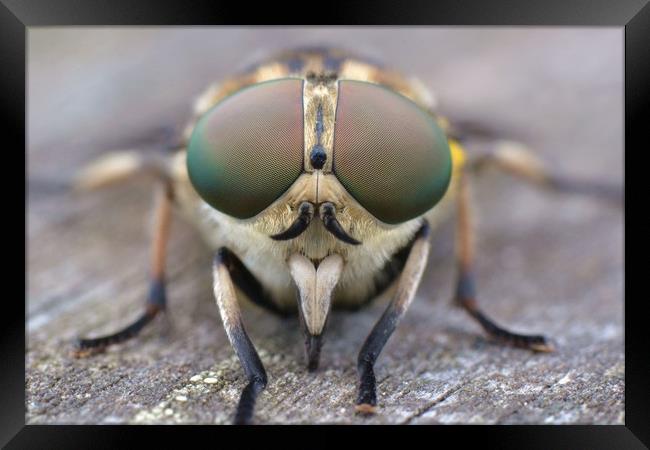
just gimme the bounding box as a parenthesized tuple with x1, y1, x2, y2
(333, 80, 452, 224)
(187, 78, 304, 219)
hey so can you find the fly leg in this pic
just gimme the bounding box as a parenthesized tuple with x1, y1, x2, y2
(220, 248, 290, 317)
(356, 222, 431, 415)
(74, 182, 174, 357)
(454, 170, 554, 352)
(213, 248, 271, 425)
(467, 140, 622, 204)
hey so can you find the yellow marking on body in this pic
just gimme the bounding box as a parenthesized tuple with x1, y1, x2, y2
(339, 60, 377, 83)
(449, 138, 467, 171)
(252, 62, 290, 83)
(302, 54, 325, 75)
(338, 60, 431, 109)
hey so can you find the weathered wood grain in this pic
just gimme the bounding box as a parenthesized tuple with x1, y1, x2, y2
(27, 28, 623, 424)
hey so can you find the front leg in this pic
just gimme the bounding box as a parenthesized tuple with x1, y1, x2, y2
(466, 140, 622, 205)
(213, 248, 269, 425)
(454, 169, 554, 352)
(74, 182, 173, 356)
(356, 221, 431, 414)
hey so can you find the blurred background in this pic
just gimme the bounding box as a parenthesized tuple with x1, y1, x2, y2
(28, 28, 623, 180)
(27, 28, 623, 424)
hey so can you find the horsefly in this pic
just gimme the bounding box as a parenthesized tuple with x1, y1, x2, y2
(72, 47, 621, 424)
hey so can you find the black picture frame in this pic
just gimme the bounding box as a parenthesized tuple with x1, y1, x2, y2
(6, 0, 647, 447)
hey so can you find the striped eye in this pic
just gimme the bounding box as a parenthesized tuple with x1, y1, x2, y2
(333, 80, 452, 224)
(187, 78, 304, 219)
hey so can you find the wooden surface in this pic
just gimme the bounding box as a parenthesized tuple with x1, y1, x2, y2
(27, 28, 623, 424)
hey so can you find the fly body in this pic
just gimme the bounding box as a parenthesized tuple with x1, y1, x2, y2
(74, 47, 620, 424)
(172, 48, 459, 312)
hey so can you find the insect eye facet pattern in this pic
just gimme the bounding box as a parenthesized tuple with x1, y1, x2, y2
(28, 34, 623, 425)
(187, 78, 305, 219)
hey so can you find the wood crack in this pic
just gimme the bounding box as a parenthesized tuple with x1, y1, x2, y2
(400, 381, 467, 424)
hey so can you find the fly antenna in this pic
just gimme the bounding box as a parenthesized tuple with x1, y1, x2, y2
(270, 202, 314, 241)
(319, 202, 361, 245)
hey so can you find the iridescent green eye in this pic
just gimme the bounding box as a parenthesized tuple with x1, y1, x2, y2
(333, 80, 452, 224)
(187, 78, 304, 219)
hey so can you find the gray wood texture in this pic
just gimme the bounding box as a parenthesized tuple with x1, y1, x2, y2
(27, 28, 623, 424)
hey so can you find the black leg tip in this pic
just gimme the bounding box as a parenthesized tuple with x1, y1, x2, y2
(147, 278, 167, 309)
(307, 360, 319, 372)
(72, 338, 106, 358)
(355, 403, 377, 416)
(233, 378, 266, 425)
(470, 308, 557, 353)
(490, 331, 557, 353)
(233, 415, 252, 425)
(526, 335, 557, 353)
(305, 333, 324, 372)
